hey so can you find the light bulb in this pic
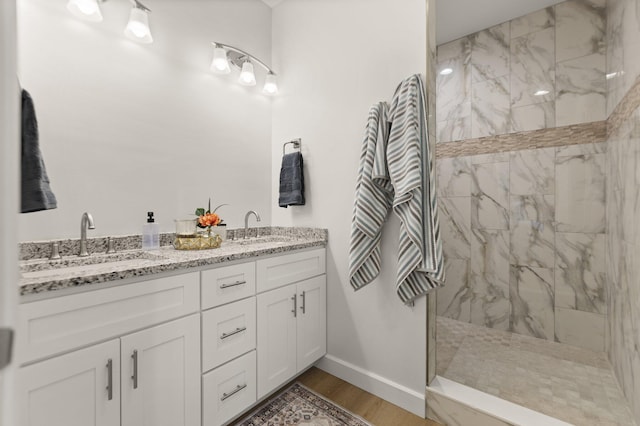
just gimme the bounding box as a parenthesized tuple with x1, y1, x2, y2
(66, 0, 103, 22)
(262, 72, 278, 95)
(239, 61, 256, 86)
(124, 6, 153, 44)
(210, 46, 231, 74)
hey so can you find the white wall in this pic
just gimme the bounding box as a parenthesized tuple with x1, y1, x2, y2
(271, 0, 428, 416)
(17, 0, 273, 241)
(0, 3, 19, 426)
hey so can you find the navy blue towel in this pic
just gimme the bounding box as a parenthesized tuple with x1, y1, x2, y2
(21, 89, 57, 213)
(278, 152, 305, 208)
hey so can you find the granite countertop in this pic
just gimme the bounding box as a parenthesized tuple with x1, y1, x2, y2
(19, 227, 327, 296)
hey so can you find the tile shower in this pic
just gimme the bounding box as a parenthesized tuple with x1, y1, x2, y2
(433, 0, 640, 424)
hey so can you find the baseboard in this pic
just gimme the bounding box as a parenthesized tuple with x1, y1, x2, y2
(316, 354, 426, 417)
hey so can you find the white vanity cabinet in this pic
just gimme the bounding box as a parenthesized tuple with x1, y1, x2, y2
(17, 245, 327, 426)
(17, 273, 201, 426)
(256, 249, 327, 399)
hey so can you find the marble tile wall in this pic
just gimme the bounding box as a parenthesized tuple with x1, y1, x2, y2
(606, 0, 640, 418)
(606, 106, 640, 425)
(436, 0, 606, 143)
(436, 142, 607, 352)
(606, 0, 640, 116)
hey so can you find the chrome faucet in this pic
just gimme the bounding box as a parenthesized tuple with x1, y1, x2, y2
(79, 212, 95, 257)
(244, 210, 261, 239)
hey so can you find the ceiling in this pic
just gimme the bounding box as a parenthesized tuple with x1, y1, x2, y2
(261, 0, 566, 45)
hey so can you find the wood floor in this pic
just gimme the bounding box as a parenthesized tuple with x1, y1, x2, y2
(297, 367, 442, 426)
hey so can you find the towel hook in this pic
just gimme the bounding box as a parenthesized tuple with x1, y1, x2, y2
(283, 138, 302, 156)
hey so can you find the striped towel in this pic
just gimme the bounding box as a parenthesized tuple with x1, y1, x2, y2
(387, 74, 445, 304)
(349, 102, 393, 290)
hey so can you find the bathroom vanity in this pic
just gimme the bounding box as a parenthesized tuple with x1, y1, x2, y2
(15, 229, 327, 426)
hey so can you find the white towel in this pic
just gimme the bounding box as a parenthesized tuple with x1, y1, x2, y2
(349, 102, 393, 290)
(387, 74, 445, 304)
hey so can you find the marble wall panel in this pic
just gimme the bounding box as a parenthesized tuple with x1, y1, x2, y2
(470, 22, 510, 83)
(555, 232, 606, 314)
(471, 162, 509, 230)
(471, 76, 511, 138)
(510, 266, 555, 341)
(555, 152, 606, 233)
(438, 258, 471, 321)
(437, 156, 471, 197)
(470, 229, 510, 331)
(555, 307, 605, 351)
(556, 53, 606, 127)
(509, 148, 555, 195)
(510, 7, 555, 39)
(509, 195, 555, 269)
(555, 0, 605, 63)
(437, 38, 471, 139)
(511, 101, 555, 133)
(510, 27, 555, 109)
(439, 197, 471, 260)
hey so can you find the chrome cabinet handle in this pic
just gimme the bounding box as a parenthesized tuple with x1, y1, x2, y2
(300, 291, 306, 315)
(291, 294, 297, 317)
(220, 327, 247, 340)
(221, 384, 247, 401)
(106, 359, 113, 401)
(220, 280, 246, 289)
(131, 350, 138, 389)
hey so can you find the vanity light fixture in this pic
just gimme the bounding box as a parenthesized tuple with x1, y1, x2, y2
(210, 42, 279, 95)
(124, 0, 153, 44)
(66, 0, 103, 22)
(66, 0, 153, 44)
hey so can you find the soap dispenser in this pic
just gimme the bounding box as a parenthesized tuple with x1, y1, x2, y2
(142, 211, 160, 250)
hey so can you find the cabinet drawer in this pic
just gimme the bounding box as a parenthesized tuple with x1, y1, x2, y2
(202, 297, 256, 372)
(18, 272, 200, 364)
(203, 350, 257, 426)
(201, 262, 256, 309)
(256, 248, 325, 293)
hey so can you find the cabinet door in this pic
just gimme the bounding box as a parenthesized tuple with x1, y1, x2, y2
(121, 314, 200, 426)
(18, 339, 120, 426)
(256, 284, 297, 399)
(296, 275, 327, 371)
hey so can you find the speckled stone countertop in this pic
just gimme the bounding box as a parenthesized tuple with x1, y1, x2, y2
(19, 227, 327, 296)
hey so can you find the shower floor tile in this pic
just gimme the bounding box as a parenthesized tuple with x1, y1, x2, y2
(436, 316, 637, 426)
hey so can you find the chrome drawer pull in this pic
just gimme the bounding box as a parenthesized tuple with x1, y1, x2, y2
(300, 291, 306, 314)
(220, 327, 247, 340)
(106, 359, 113, 401)
(220, 280, 246, 289)
(131, 350, 138, 389)
(221, 383, 247, 401)
(291, 294, 297, 317)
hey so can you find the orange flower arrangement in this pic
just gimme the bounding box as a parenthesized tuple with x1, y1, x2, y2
(195, 198, 227, 231)
(198, 212, 221, 228)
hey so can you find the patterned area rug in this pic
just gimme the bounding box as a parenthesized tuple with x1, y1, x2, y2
(236, 383, 373, 426)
